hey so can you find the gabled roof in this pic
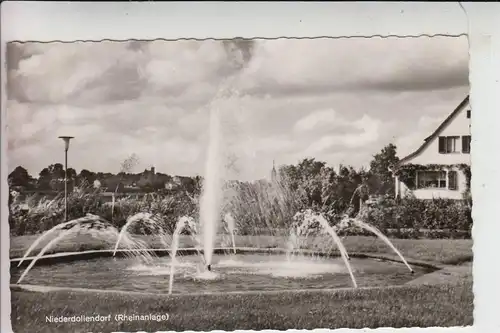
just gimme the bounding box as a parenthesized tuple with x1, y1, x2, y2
(394, 95, 470, 169)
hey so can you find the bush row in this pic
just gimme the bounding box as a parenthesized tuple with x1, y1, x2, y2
(8, 191, 472, 239)
(358, 197, 472, 239)
(8, 190, 198, 236)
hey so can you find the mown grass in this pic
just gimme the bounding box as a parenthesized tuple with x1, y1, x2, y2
(10, 282, 473, 332)
(10, 233, 472, 265)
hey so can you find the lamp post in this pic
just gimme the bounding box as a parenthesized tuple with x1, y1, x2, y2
(59, 136, 74, 221)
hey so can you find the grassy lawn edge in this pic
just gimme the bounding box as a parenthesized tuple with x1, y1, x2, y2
(10, 281, 473, 331)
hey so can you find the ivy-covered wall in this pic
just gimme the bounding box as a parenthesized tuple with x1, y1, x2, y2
(395, 163, 471, 193)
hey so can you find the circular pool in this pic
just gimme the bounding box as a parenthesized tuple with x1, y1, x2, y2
(10, 253, 432, 294)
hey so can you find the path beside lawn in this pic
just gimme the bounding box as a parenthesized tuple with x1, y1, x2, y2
(406, 261, 472, 286)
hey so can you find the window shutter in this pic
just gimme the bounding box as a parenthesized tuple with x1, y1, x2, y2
(448, 171, 458, 190)
(462, 136, 471, 153)
(438, 137, 446, 153)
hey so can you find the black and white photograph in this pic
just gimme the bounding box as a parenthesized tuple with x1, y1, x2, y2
(4, 18, 474, 333)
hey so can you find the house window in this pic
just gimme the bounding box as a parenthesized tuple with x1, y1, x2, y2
(448, 171, 458, 190)
(466, 110, 471, 119)
(438, 136, 460, 154)
(417, 171, 447, 189)
(462, 135, 471, 154)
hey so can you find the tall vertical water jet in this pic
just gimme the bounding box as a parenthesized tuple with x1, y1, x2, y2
(198, 40, 254, 268)
(199, 95, 225, 269)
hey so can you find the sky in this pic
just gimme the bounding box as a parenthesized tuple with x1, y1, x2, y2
(5, 36, 469, 181)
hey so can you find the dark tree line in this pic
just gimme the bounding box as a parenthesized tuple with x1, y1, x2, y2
(275, 143, 399, 213)
(8, 144, 400, 200)
(8, 163, 202, 195)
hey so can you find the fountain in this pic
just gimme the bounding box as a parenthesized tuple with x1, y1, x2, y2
(113, 212, 171, 255)
(349, 218, 414, 274)
(199, 88, 226, 272)
(168, 216, 203, 294)
(287, 209, 414, 279)
(11, 76, 418, 294)
(12, 193, 420, 294)
(288, 210, 357, 287)
(165, 212, 239, 294)
(223, 212, 237, 254)
(15, 214, 146, 284)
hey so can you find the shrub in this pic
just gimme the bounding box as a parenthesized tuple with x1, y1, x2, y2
(8, 185, 472, 240)
(7, 188, 198, 236)
(363, 197, 472, 239)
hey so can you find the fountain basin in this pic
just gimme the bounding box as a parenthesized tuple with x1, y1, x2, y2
(10, 249, 434, 295)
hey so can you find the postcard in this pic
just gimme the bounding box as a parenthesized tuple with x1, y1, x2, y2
(2, 2, 499, 333)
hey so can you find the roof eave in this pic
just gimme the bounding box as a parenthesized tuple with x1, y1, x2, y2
(393, 95, 470, 170)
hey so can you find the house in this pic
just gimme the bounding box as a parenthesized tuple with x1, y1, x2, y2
(99, 192, 144, 203)
(165, 176, 182, 190)
(392, 96, 471, 200)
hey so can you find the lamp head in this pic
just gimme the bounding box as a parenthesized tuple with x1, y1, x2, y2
(58, 136, 74, 151)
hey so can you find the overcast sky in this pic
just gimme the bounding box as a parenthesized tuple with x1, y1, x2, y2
(6, 36, 469, 180)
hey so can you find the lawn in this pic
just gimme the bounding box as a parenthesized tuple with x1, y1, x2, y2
(10, 282, 473, 332)
(10, 233, 473, 265)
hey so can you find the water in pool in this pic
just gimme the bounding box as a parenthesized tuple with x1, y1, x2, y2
(10, 253, 431, 294)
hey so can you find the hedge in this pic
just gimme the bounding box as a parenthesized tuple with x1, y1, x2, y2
(359, 196, 472, 239)
(8, 190, 472, 239)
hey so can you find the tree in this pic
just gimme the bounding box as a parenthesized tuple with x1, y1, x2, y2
(8, 166, 34, 189)
(37, 163, 75, 191)
(120, 154, 139, 174)
(103, 175, 124, 192)
(296, 158, 327, 178)
(38, 164, 62, 190)
(78, 169, 97, 186)
(329, 165, 363, 211)
(137, 170, 154, 192)
(48, 163, 65, 180)
(279, 158, 329, 191)
(192, 175, 203, 195)
(67, 168, 77, 180)
(37, 167, 52, 190)
(368, 143, 400, 195)
(114, 154, 140, 193)
(279, 158, 337, 210)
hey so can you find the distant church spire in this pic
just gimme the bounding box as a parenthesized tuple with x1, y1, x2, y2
(271, 159, 277, 182)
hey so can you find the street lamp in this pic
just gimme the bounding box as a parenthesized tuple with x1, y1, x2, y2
(58, 136, 74, 221)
